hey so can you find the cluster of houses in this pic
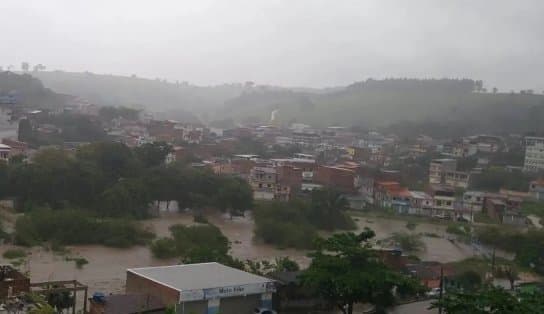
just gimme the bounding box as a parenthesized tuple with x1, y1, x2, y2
(3, 98, 544, 227)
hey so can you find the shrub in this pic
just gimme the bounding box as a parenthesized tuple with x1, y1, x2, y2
(406, 222, 417, 231)
(150, 238, 178, 259)
(253, 201, 318, 249)
(151, 224, 230, 259)
(3, 249, 27, 259)
(14, 209, 154, 248)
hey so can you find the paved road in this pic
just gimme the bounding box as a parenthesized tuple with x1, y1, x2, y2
(389, 300, 437, 314)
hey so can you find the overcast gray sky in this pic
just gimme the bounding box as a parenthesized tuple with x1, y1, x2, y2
(1, 0, 543, 91)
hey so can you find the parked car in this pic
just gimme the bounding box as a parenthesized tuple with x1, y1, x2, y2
(254, 308, 277, 314)
(426, 287, 442, 298)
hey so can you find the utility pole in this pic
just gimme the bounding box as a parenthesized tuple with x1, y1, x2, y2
(438, 266, 444, 314)
(491, 246, 496, 281)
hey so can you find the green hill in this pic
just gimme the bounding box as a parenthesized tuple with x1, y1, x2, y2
(222, 79, 544, 136)
(0, 71, 67, 109)
(24, 72, 544, 136)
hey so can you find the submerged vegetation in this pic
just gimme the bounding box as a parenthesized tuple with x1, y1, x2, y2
(253, 189, 355, 249)
(14, 209, 154, 248)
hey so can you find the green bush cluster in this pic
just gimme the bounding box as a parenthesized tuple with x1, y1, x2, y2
(2, 248, 27, 259)
(14, 208, 154, 248)
(253, 202, 318, 249)
(151, 224, 243, 268)
(253, 189, 356, 249)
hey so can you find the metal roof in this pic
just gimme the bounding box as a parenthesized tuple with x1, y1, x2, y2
(127, 262, 274, 292)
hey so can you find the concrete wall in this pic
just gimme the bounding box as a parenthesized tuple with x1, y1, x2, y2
(176, 300, 208, 314)
(176, 295, 262, 314)
(126, 271, 179, 306)
(219, 294, 261, 314)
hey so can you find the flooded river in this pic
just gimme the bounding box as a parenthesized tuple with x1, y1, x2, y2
(0, 211, 480, 295)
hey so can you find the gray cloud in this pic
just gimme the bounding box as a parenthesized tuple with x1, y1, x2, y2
(1, 0, 543, 91)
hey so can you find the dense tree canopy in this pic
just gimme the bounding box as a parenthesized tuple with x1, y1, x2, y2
(150, 223, 243, 268)
(15, 208, 153, 247)
(301, 229, 423, 314)
(2, 141, 253, 219)
(253, 189, 355, 249)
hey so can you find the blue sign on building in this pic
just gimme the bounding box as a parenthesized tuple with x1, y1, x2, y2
(0, 94, 17, 105)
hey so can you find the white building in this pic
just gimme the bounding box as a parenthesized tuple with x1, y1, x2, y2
(524, 136, 544, 172)
(0, 144, 11, 161)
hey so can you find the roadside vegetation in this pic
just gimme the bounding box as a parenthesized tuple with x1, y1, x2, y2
(301, 228, 425, 314)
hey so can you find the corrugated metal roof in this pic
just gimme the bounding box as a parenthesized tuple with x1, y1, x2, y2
(127, 262, 274, 292)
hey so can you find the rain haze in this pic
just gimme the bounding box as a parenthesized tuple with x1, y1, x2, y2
(1, 0, 543, 91)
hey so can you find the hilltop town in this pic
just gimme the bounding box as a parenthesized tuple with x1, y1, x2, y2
(1, 70, 544, 313)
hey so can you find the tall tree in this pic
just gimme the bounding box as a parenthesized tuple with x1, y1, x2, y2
(18, 118, 33, 142)
(214, 177, 253, 217)
(309, 188, 354, 230)
(301, 229, 423, 314)
(134, 142, 172, 168)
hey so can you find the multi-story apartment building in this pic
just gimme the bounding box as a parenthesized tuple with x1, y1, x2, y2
(409, 191, 433, 216)
(429, 159, 457, 184)
(249, 163, 300, 201)
(427, 184, 456, 219)
(524, 136, 544, 172)
(249, 166, 277, 200)
(462, 191, 485, 212)
(429, 158, 470, 189)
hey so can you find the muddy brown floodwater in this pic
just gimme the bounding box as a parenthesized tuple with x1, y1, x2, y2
(0, 211, 483, 296)
(353, 217, 476, 262)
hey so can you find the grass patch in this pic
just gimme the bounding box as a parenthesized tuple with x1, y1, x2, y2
(2, 248, 27, 259)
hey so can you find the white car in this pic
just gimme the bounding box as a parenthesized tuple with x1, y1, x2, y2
(426, 287, 442, 297)
(253, 308, 277, 314)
